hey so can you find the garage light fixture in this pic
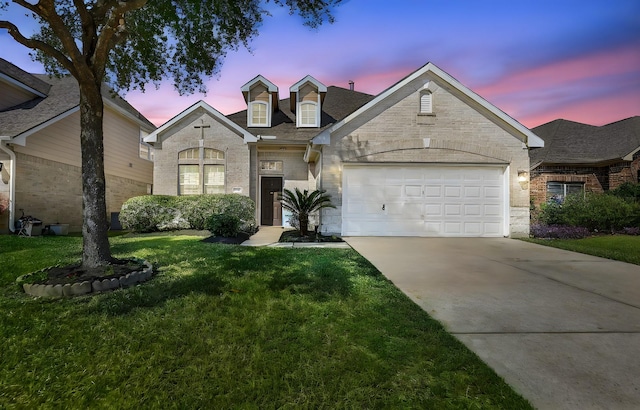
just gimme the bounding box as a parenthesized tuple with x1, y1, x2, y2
(517, 170, 528, 182)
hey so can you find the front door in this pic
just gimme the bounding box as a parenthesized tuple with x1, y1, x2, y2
(261, 176, 283, 226)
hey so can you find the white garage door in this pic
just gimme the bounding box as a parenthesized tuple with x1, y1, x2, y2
(342, 165, 507, 237)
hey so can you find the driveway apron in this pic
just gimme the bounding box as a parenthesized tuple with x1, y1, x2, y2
(345, 237, 640, 410)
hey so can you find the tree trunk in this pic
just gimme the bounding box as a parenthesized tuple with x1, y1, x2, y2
(299, 213, 309, 236)
(79, 84, 112, 268)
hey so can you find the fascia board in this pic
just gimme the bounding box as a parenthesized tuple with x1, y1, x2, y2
(11, 106, 79, 146)
(289, 75, 327, 93)
(0, 72, 48, 98)
(103, 98, 156, 132)
(240, 75, 278, 93)
(144, 100, 256, 144)
(623, 145, 640, 161)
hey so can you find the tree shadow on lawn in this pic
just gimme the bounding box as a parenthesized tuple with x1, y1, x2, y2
(85, 240, 364, 316)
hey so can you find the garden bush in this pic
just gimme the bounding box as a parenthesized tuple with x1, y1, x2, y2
(538, 192, 640, 233)
(120, 194, 256, 233)
(206, 213, 241, 237)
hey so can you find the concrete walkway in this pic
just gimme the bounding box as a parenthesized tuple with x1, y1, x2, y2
(241, 226, 350, 248)
(345, 237, 640, 410)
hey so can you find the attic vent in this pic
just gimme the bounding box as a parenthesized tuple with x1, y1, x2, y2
(420, 92, 432, 114)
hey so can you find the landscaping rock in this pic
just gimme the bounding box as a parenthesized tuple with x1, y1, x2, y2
(69, 281, 92, 296)
(61, 284, 72, 296)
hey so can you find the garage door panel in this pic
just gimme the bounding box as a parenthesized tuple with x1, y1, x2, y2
(342, 166, 506, 237)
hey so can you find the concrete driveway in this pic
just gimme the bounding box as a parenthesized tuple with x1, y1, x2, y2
(345, 237, 640, 410)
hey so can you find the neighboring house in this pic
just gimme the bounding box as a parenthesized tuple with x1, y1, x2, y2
(0, 58, 155, 233)
(146, 62, 544, 237)
(530, 117, 640, 206)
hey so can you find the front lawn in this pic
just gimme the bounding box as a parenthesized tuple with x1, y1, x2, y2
(0, 234, 530, 408)
(525, 235, 640, 265)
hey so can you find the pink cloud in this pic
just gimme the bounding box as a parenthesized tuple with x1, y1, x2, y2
(521, 90, 640, 128)
(476, 45, 640, 97)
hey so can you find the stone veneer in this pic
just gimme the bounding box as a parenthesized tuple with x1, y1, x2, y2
(21, 260, 153, 297)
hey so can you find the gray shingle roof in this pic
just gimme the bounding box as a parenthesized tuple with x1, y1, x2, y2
(530, 117, 640, 166)
(227, 85, 375, 143)
(0, 72, 155, 138)
(0, 58, 51, 96)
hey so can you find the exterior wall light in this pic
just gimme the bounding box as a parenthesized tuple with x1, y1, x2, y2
(518, 170, 529, 182)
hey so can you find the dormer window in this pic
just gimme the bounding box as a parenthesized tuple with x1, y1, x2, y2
(290, 75, 327, 128)
(299, 101, 318, 127)
(250, 101, 268, 127)
(241, 75, 279, 128)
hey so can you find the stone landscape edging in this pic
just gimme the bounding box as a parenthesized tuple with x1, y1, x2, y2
(22, 260, 154, 298)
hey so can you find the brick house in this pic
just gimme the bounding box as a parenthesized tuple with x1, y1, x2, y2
(146, 62, 544, 237)
(0, 58, 155, 233)
(530, 117, 640, 206)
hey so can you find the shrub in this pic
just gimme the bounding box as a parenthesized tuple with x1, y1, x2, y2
(120, 194, 256, 233)
(538, 192, 640, 232)
(610, 182, 640, 201)
(206, 214, 241, 237)
(530, 224, 590, 239)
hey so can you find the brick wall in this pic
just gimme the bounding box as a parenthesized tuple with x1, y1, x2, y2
(14, 152, 149, 232)
(531, 160, 639, 206)
(153, 110, 250, 196)
(320, 74, 531, 237)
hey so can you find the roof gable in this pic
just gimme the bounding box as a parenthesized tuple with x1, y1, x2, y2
(144, 100, 255, 144)
(311, 62, 544, 148)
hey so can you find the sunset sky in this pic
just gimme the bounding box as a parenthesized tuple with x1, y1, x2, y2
(1, 0, 638, 128)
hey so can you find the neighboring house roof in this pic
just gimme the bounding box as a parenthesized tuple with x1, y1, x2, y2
(0, 72, 156, 144)
(227, 85, 375, 144)
(144, 100, 254, 144)
(0, 58, 51, 96)
(530, 116, 640, 168)
(311, 62, 545, 148)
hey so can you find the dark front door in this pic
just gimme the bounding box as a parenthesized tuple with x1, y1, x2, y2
(261, 177, 283, 226)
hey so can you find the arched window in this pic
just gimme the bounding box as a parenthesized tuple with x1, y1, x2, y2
(299, 101, 318, 127)
(249, 101, 268, 127)
(178, 147, 225, 195)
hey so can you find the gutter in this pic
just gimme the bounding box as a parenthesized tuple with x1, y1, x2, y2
(0, 138, 16, 232)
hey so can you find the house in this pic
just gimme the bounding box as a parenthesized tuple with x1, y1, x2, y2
(146, 62, 544, 237)
(530, 117, 640, 206)
(0, 58, 155, 233)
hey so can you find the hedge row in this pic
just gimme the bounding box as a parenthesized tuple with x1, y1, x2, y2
(119, 194, 256, 234)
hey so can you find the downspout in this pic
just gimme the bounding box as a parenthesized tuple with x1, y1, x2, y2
(0, 140, 16, 232)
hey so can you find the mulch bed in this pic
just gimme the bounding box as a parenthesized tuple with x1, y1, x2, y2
(25, 258, 147, 286)
(201, 232, 251, 245)
(279, 230, 344, 243)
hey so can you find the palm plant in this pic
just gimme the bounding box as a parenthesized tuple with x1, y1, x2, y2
(281, 188, 336, 236)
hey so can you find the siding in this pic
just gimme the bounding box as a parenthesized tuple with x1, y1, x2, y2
(13, 106, 153, 184)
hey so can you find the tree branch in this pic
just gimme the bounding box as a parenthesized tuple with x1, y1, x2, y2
(0, 20, 76, 75)
(92, 0, 148, 78)
(72, 0, 96, 58)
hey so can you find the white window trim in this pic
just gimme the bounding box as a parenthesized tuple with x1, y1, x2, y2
(297, 101, 320, 127)
(248, 99, 271, 128)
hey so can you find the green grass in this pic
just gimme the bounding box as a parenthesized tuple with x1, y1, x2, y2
(525, 235, 640, 265)
(0, 234, 531, 409)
